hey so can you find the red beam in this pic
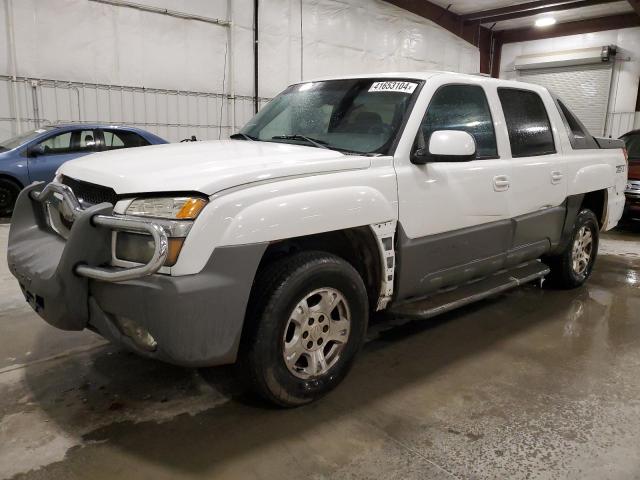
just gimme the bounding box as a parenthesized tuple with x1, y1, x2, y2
(465, 0, 620, 24)
(383, 0, 495, 74)
(383, 0, 482, 46)
(463, 0, 605, 21)
(490, 34, 503, 78)
(500, 13, 640, 43)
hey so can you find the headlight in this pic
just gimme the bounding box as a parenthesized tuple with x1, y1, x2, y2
(125, 197, 207, 219)
(115, 232, 185, 267)
(116, 196, 208, 268)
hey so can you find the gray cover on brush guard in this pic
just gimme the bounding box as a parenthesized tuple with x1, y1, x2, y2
(7, 182, 113, 330)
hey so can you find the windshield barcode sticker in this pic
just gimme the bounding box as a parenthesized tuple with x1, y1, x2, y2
(369, 81, 418, 94)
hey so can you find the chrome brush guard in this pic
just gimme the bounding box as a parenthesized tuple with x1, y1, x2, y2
(31, 182, 168, 282)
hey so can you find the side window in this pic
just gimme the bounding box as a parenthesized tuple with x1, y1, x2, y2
(418, 84, 498, 159)
(555, 99, 598, 149)
(37, 130, 98, 154)
(78, 130, 96, 150)
(38, 132, 72, 154)
(498, 88, 555, 157)
(102, 130, 150, 150)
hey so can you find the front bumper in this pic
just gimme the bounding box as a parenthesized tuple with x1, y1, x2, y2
(7, 182, 267, 367)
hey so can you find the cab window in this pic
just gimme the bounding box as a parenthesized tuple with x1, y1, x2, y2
(498, 88, 555, 158)
(418, 84, 498, 159)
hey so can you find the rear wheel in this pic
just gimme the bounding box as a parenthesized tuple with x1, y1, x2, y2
(242, 251, 368, 407)
(545, 209, 599, 288)
(0, 178, 21, 218)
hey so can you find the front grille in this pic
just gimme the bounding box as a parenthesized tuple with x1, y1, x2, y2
(61, 176, 118, 206)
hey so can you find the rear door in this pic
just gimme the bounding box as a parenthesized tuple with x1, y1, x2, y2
(496, 87, 567, 266)
(28, 129, 98, 182)
(394, 80, 512, 300)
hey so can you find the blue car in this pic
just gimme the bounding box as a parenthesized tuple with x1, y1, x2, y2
(0, 124, 167, 217)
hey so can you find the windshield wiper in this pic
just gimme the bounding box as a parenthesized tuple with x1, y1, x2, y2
(271, 134, 330, 150)
(230, 133, 258, 141)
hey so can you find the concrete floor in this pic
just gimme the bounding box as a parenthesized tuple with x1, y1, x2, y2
(1, 219, 640, 480)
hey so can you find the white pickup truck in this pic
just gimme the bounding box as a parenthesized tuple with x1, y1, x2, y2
(8, 72, 627, 406)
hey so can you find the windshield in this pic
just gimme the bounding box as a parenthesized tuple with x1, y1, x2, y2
(0, 127, 54, 152)
(622, 133, 640, 160)
(240, 79, 422, 155)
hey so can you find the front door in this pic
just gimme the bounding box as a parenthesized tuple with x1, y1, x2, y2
(394, 81, 512, 301)
(27, 129, 98, 183)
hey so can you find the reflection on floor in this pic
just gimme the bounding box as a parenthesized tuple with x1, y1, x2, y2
(1, 224, 639, 479)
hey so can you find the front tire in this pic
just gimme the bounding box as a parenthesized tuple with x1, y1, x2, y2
(242, 251, 368, 407)
(0, 178, 21, 218)
(545, 209, 599, 289)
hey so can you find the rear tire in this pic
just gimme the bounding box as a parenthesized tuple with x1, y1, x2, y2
(241, 251, 368, 407)
(544, 209, 599, 289)
(0, 178, 21, 218)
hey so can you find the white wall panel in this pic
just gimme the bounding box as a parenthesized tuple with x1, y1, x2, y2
(0, 0, 480, 142)
(500, 27, 640, 137)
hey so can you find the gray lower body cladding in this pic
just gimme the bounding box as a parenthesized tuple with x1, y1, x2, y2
(394, 204, 567, 301)
(7, 183, 267, 367)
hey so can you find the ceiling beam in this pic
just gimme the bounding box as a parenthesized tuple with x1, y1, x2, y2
(628, 0, 640, 16)
(499, 13, 640, 43)
(463, 0, 595, 22)
(383, 0, 482, 46)
(464, 0, 621, 24)
(383, 0, 497, 74)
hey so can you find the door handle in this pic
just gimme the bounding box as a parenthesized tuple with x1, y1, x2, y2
(551, 171, 563, 185)
(493, 175, 510, 192)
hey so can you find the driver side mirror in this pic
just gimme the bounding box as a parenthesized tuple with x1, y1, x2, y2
(27, 144, 46, 157)
(411, 130, 476, 164)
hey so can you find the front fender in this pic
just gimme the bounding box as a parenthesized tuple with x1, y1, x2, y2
(171, 168, 398, 276)
(219, 186, 395, 246)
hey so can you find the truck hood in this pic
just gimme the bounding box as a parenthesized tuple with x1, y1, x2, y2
(58, 140, 371, 196)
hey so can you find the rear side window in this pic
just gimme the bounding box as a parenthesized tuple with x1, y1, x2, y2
(498, 88, 555, 158)
(556, 99, 597, 149)
(102, 130, 149, 150)
(419, 84, 498, 159)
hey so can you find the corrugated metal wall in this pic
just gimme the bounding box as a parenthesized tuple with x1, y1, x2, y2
(0, 0, 480, 143)
(0, 75, 269, 142)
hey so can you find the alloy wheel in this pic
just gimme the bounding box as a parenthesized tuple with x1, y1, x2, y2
(571, 226, 593, 275)
(282, 287, 351, 379)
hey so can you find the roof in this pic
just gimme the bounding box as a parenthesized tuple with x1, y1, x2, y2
(50, 123, 149, 132)
(304, 70, 551, 94)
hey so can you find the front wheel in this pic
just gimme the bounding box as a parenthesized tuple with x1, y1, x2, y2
(0, 178, 21, 218)
(241, 251, 368, 407)
(544, 209, 599, 289)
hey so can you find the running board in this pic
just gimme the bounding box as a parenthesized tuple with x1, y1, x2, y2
(388, 260, 550, 320)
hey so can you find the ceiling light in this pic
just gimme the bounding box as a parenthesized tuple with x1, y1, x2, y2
(535, 17, 556, 27)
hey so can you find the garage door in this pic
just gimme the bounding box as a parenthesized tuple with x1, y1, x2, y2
(517, 63, 613, 136)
